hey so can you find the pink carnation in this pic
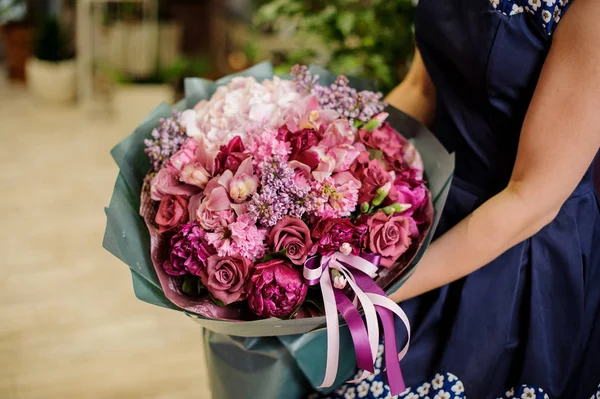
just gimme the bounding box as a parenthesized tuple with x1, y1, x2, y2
(312, 172, 360, 218)
(206, 214, 267, 261)
(246, 128, 290, 168)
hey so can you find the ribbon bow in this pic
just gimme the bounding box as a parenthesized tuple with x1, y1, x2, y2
(304, 252, 411, 395)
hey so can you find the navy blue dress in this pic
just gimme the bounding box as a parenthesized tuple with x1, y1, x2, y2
(315, 0, 600, 398)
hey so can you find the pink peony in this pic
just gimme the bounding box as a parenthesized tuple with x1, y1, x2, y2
(366, 211, 412, 268)
(163, 222, 214, 276)
(155, 195, 189, 234)
(206, 214, 267, 261)
(150, 166, 199, 201)
(310, 218, 367, 256)
(357, 160, 393, 205)
(268, 217, 312, 265)
(200, 255, 253, 305)
(248, 259, 308, 318)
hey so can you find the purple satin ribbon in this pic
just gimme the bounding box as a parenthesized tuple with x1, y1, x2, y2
(303, 252, 410, 396)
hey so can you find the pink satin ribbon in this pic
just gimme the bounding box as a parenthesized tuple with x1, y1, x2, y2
(303, 252, 411, 395)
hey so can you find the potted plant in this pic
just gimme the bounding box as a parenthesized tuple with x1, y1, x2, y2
(26, 16, 76, 103)
(0, 0, 33, 81)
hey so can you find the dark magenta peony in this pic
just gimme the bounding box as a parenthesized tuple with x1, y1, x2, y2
(269, 217, 312, 265)
(248, 259, 308, 318)
(200, 255, 253, 305)
(155, 195, 189, 233)
(163, 222, 214, 276)
(278, 126, 320, 157)
(310, 218, 367, 256)
(215, 136, 248, 174)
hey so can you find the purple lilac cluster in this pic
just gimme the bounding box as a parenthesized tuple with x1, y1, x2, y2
(291, 65, 387, 125)
(144, 112, 188, 172)
(248, 157, 312, 226)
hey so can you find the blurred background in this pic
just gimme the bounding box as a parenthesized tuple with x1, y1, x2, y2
(1, 1, 598, 398)
(0, 0, 417, 398)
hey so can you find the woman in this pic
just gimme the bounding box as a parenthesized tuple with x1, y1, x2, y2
(314, 0, 600, 398)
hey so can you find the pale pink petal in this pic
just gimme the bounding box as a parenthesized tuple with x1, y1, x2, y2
(206, 186, 231, 211)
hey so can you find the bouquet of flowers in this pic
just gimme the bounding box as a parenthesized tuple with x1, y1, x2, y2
(104, 63, 454, 398)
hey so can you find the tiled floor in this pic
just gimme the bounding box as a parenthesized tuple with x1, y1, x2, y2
(0, 76, 211, 398)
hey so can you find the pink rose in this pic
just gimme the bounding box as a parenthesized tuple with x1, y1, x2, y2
(248, 259, 308, 318)
(269, 217, 312, 265)
(193, 198, 235, 231)
(155, 195, 189, 233)
(367, 211, 412, 267)
(357, 160, 393, 205)
(150, 166, 198, 201)
(200, 255, 253, 305)
(169, 138, 199, 172)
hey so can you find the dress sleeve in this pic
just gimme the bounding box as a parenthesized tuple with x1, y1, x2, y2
(489, 0, 574, 35)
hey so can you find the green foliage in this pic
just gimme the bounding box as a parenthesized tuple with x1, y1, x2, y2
(160, 55, 210, 84)
(0, 0, 26, 25)
(253, 0, 416, 92)
(34, 17, 73, 62)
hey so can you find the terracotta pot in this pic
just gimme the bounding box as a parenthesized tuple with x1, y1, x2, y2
(0, 23, 33, 81)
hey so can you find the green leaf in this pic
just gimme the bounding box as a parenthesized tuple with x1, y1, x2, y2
(262, 248, 288, 262)
(208, 293, 226, 307)
(336, 12, 356, 36)
(367, 148, 384, 162)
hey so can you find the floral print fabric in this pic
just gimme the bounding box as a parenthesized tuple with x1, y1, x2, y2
(308, 346, 600, 399)
(489, 0, 573, 35)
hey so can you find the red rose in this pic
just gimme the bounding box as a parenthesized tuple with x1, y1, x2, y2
(155, 195, 189, 233)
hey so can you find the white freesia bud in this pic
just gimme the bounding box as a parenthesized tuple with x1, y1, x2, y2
(333, 274, 347, 290)
(339, 243, 352, 255)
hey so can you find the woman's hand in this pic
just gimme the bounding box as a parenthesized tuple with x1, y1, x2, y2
(390, 0, 600, 303)
(385, 49, 437, 127)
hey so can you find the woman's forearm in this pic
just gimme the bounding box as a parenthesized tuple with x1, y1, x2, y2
(385, 50, 436, 126)
(388, 186, 559, 303)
